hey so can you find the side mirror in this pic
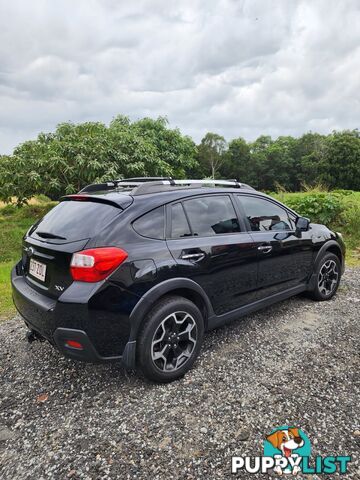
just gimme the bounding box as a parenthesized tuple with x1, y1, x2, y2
(295, 216, 310, 236)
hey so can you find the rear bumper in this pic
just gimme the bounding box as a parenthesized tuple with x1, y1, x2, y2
(12, 266, 57, 342)
(53, 327, 136, 365)
(11, 263, 136, 369)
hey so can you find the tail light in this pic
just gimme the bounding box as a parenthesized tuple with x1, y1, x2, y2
(65, 340, 83, 350)
(70, 247, 128, 282)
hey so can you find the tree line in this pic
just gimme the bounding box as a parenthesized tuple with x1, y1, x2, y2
(0, 115, 359, 205)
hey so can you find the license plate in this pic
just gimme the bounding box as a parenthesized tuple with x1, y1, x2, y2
(29, 259, 47, 282)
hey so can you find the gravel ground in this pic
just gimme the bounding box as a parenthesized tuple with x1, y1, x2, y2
(0, 269, 359, 479)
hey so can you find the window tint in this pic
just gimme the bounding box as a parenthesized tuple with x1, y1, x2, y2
(133, 206, 165, 239)
(238, 195, 294, 232)
(32, 200, 120, 241)
(170, 203, 191, 238)
(183, 196, 240, 236)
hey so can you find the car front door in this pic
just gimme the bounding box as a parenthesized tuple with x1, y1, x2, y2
(165, 194, 258, 315)
(235, 194, 314, 299)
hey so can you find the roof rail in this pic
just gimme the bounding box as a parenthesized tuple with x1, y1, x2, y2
(80, 177, 253, 195)
(128, 178, 245, 195)
(170, 179, 242, 188)
(117, 177, 175, 184)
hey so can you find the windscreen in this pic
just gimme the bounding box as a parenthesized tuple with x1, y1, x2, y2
(31, 200, 121, 242)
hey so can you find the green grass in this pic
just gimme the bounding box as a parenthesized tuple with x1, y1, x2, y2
(0, 191, 359, 321)
(0, 200, 55, 320)
(0, 262, 15, 320)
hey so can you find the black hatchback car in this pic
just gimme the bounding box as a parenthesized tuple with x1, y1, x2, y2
(12, 178, 345, 382)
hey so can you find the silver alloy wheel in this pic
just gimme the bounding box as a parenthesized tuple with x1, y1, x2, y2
(151, 311, 197, 372)
(318, 259, 339, 296)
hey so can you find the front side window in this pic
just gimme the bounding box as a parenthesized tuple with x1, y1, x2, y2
(133, 206, 165, 239)
(238, 195, 294, 232)
(182, 196, 240, 237)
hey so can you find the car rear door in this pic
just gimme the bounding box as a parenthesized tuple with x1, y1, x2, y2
(235, 194, 313, 299)
(22, 198, 123, 298)
(165, 194, 258, 315)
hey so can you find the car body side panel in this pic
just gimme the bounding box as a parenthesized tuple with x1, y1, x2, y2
(166, 234, 259, 315)
(248, 230, 314, 299)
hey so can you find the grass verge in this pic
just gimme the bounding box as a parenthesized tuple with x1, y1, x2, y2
(0, 200, 55, 321)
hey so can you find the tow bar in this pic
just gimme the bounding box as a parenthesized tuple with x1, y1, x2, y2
(26, 329, 45, 343)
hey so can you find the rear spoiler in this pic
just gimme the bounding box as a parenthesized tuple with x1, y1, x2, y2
(60, 194, 126, 209)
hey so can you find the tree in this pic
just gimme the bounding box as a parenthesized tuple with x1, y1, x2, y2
(322, 130, 360, 190)
(0, 138, 53, 205)
(248, 136, 273, 190)
(221, 137, 253, 183)
(0, 154, 39, 205)
(44, 121, 119, 198)
(0, 116, 198, 205)
(1, 123, 360, 205)
(107, 116, 197, 178)
(295, 133, 327, 189)
(246, 136, 297, 191)
(197, 132, 227, 178)
(130, 117, 197, 178)
(271, 136, 297, 190)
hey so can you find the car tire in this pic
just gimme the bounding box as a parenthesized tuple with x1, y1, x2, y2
(308, 252, 341, 301)
(137, 295, 204, 383)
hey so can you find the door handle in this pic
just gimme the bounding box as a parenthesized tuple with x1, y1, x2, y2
(180, 252, 206, 262)
(258, 245, 273, 254)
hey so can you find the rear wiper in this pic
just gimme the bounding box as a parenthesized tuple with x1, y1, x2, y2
(35, 231, 67, 240)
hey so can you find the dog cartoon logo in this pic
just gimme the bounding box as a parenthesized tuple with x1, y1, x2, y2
(264, 426, 311, 475)
(232, 426, 351, 475)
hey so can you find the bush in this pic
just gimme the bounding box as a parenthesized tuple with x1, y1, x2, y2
(331, 189, 354, 196)
(280, 192, 344, 225)
(1, 204, 18, 216)
(35, 194, 52, 203)
(336, 194, 360, 250)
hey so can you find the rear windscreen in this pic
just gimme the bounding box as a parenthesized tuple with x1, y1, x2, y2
(31, 201, 121, 242)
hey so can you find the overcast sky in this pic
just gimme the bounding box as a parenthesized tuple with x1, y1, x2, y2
(0, 0, 359, 154)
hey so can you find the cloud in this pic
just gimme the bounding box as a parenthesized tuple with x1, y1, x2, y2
(0, 0, 359, 153)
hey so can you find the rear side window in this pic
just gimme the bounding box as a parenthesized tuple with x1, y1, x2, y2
(32, 200, 121, 242)
(183, 196, 240, 237)
(133, 206, 165, 239)
(237, 195, 295, 232)
(170, 203, 191, 238)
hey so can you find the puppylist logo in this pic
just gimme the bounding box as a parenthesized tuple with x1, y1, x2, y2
(264, 426, 310, 475)
(231, 426, 351, 476)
